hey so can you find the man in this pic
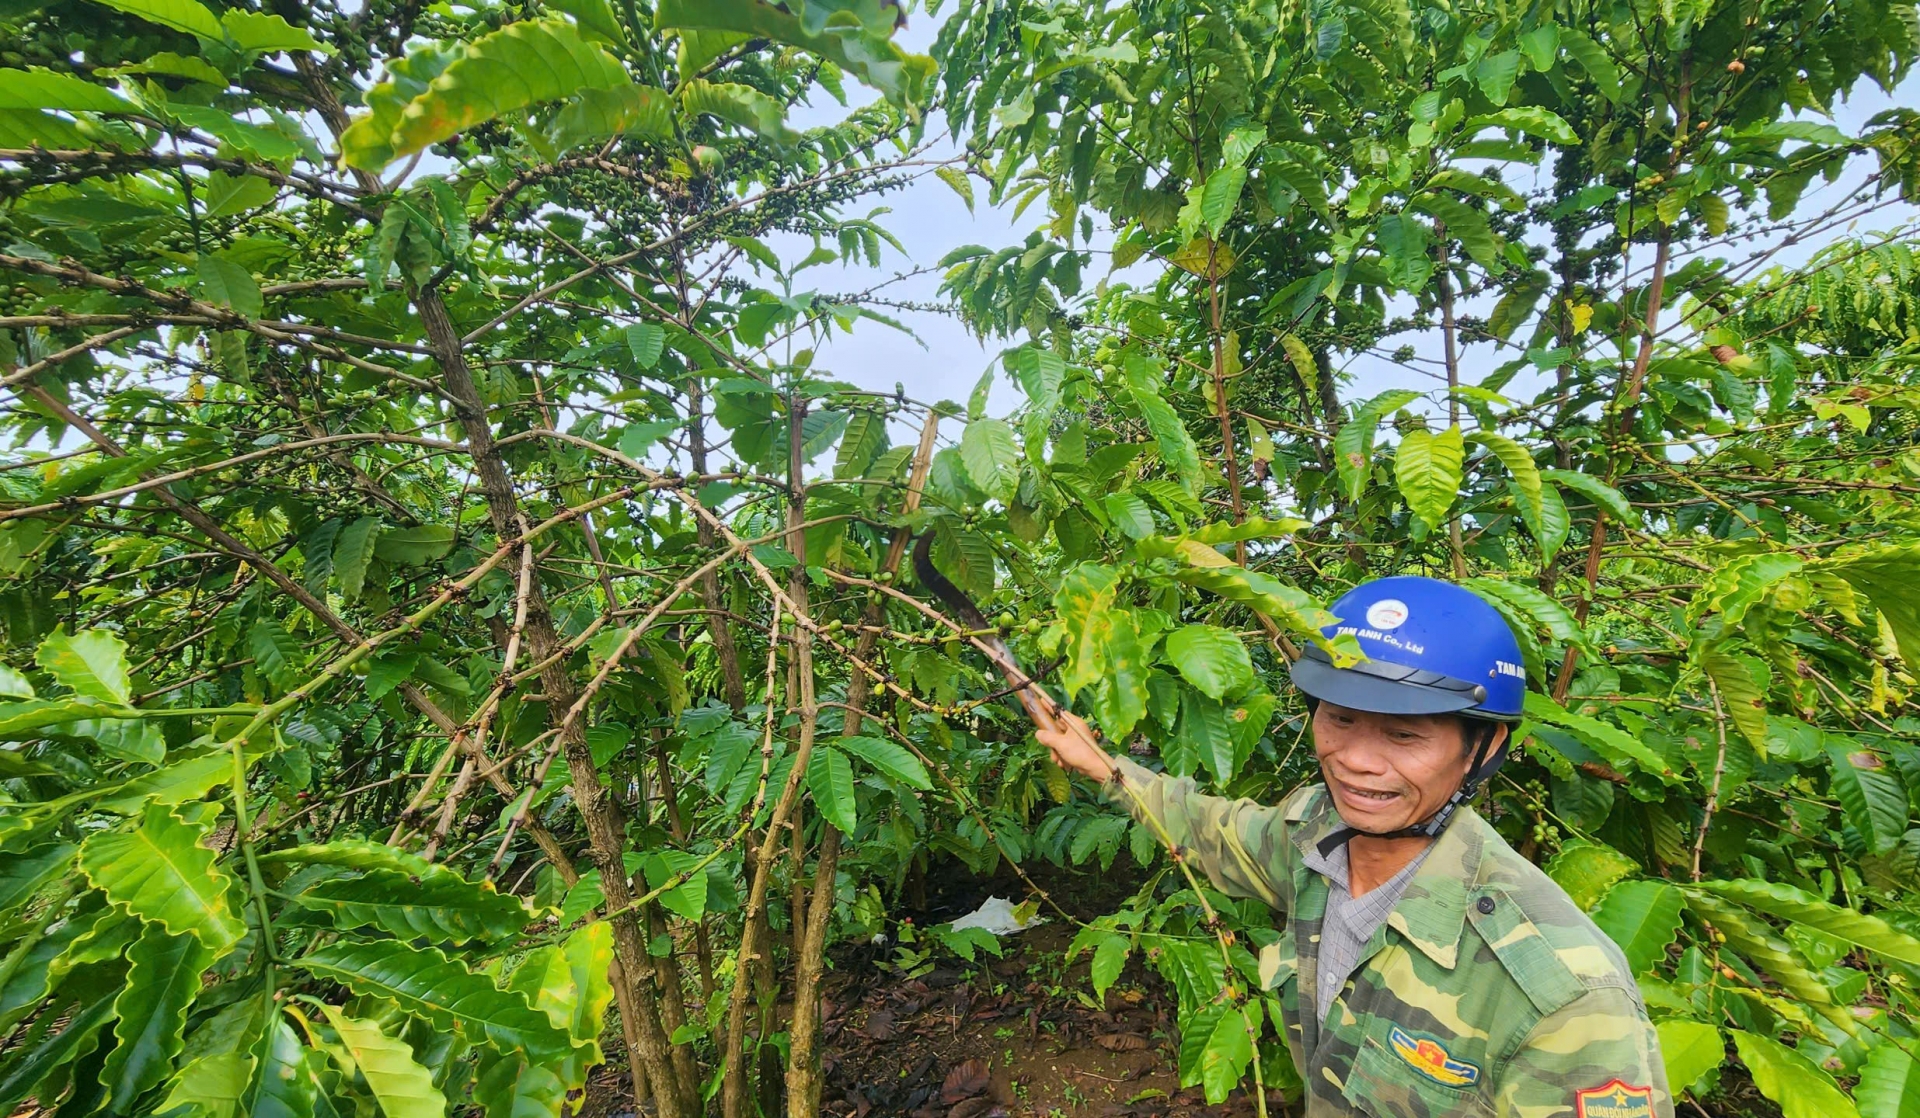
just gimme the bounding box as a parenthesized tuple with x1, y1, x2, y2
(1037, 576, 1671, 1118)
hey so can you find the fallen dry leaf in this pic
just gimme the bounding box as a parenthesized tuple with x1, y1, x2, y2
(941, 1058, 991, 1103)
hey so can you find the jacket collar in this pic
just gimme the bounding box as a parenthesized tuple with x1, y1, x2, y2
(1288, 783, 1486, 970)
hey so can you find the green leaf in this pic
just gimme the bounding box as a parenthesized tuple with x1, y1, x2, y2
(1394, 425, 1464, 526)
(248, 617, 304, 690)
(641, 851, 709, 921)
(332, 516, 380, 601)
(472, 1056, 564, 1118)
(1123, 355, 1201, 493)
(679, 78, 798, 143)
(97, 749, 251, 813)
(1856, 1042, 1920, 1118)
(1412, 194, 1504, 273)
(1828, 742, 1907, 855)
(1589, 879, 1683, 974)
(1163, 625, 1252, 701)
(0, 997, 117, 1113)
(1525, 692, 1675, 779)
(1182, 163, 1248, 238)
(373, 525, 456, 566)
(342, 19, 628, 170)
(1179, 690, 1238, 781)
(0, 68, 135, 113)
(168, 105, 303, 160)
(260, 840, 501, 891)
(551, 83, 672, 150)
(1686, 892, 1851, 1033)
(1465, 106, 1577, 144)
(624, 323, 666, 370)
(654, 0, 933, 110)
(1185, 517, 1307, 546)
(240, 1017, 316, 1118)
(1818, 544, 1920, 671)
(1694, 553, 1806, 632)
(1701, 644, 1771, 754)
(1466, 431, 1542, 525)
(100, 925, 214, 1114)
(1103, 492, 1155, 539)
(0, 697, 127, 739)
(1171, 560, 1341, 645)
(959, 418, 1020, 500)
(835, 735, 931, 790)
(806, 746, 858, 835)
(37, 628, 131, 705)
(81, 803, 245, 952)
(1089, 934, 1129, 1005)
(1560, 28, 1622, 96)
(1540, 469, 1635, 523)
(1693, 879, 1920, 965)
(1733, 1032, 1861, 1118)
(0, 841, 75, 915)
(87, 0, 222, 38)
(936, 166, 974, 213)
(292, 868, 532, 944)
(1658, 1019, 1725, 1096)
(220, 10, 326, 54)
(930, 519, 995, 598)
(154, 1052, 254, 1118)
(318, 1006, 447, 1118)
(1544, 840, 1639, 911)
(298, 940, 571, 1062)
(0, 664, 32, 700)
(363, 651, 417, 701)
(1199, 1005, 1257, 1105)
(1466, 578, 1589, 653)
(1334, 389, 1420, 502)
(1475, 49, 1522, 104)
(1529, 481, 1570, 564)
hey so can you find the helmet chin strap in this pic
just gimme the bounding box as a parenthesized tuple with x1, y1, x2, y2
(1315, 722, 1506, 859)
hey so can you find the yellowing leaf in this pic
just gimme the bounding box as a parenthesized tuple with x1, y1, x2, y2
(342, 20, 628, 170)
(319, 1006, 447, 1118)
(1394, 425, 1464, 526)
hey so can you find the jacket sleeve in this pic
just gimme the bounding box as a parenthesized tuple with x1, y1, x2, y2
(1102, 755, 1292, 911)
(1493, 985, 1674, 1118)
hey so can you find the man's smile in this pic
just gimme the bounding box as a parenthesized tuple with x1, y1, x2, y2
(1330, 776, 1404, 806)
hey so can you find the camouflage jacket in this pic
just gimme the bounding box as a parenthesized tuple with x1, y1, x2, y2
(1107, 756, 1672, 1118)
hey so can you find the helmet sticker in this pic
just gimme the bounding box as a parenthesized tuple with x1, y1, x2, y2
(1365, 598, 1409, 630)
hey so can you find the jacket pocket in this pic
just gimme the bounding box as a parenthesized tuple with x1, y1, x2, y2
(1341, 1027, 1493, 1118)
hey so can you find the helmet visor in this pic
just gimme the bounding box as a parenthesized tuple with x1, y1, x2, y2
(1288, 646, 1489, 717)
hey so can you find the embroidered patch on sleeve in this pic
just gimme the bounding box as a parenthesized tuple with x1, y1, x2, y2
(1575, 1080, 1654, 1118)
(1387, 1026, 1481, 1087)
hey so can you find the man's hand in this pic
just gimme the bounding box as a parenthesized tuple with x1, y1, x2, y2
(1035, 710, 1117, 783)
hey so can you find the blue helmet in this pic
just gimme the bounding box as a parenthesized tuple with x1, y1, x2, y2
(1289, 576, 1526, 723)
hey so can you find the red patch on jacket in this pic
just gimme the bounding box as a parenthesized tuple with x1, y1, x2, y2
(1576, 1080, 1653, 1118)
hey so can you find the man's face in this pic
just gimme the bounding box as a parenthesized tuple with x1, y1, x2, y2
(1312, 703, 1481, 833)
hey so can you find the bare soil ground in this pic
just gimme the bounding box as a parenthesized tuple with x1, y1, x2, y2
(585, 859, 1285, 1117)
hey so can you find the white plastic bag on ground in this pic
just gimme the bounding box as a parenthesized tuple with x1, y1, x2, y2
(946, 895, 1043, 935)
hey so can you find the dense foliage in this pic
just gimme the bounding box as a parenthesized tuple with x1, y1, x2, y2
(0, 0, 1918, 1115)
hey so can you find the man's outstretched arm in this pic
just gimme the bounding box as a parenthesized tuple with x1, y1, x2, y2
(1037, 711, 1292, 911)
